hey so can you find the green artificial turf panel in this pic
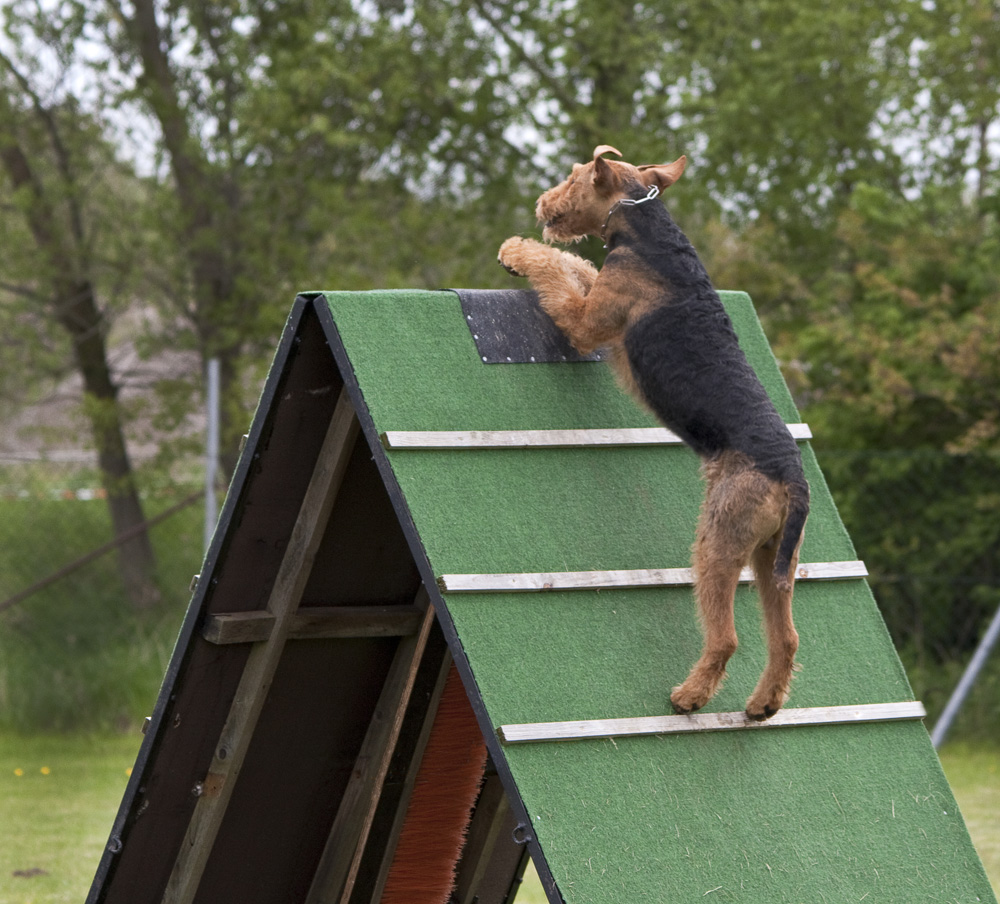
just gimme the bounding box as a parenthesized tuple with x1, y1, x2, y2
(446, 581, 911, 728)
(319, 289, 996, 904)
(511, 723, 987, 904)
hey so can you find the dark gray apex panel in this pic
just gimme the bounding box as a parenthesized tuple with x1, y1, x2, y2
(452, 289, 604, 364)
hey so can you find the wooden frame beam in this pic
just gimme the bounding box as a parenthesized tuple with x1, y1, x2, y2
(201, 605, 424, 645)
(305, 594, 437, 904)
(452, 774, 518, 904)
(360, 650, 455, 904)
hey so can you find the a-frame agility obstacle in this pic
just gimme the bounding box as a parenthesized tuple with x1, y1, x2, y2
(89, 289, 996, 904)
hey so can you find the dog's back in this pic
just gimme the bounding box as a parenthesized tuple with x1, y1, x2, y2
(613, 198, 802, 478)
(611, 194, 809, 586)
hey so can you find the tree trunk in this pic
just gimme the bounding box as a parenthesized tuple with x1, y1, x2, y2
(0, 93, 159, 609)
(57, 280, 160, 609)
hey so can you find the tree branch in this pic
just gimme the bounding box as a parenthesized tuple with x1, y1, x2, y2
(0, 47, 88, 255)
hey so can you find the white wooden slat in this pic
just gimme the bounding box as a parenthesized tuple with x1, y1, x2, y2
(498, 701, 927, 744)
(382, 423, 811, 450)
(438, 560, 868, 594)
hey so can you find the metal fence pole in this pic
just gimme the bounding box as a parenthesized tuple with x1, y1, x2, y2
(931, 602, 1000, 749)
(204, 358, 220, 554)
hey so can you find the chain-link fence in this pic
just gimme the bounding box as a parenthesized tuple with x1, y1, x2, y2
(0, 460, 204, 732)
(816, 447, 1000, 738)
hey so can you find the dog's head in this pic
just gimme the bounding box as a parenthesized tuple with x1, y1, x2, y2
(536, 146, 687, 243)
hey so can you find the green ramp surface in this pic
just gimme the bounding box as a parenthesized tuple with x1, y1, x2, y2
(317, 288, 995, 904)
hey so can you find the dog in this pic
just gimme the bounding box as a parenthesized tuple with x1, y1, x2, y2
(497, 146, 809, 720)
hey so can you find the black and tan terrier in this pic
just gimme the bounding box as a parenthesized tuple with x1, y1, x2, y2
(498, 146, 809, 720)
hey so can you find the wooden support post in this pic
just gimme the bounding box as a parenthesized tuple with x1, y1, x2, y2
(452, 775, 514, 904)
(161, 387, 360, 904)
(305, 593, 437, 904)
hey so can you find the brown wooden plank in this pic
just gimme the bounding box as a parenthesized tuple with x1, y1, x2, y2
(201, 611, 275, 644)
(453, 775, 512, 904)
(161, 387, 361, 904)
(202, 606, 424, 645)
(304, 594, 436, 904)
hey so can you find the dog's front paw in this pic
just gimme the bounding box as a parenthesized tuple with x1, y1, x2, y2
(498, 236, 540, 279)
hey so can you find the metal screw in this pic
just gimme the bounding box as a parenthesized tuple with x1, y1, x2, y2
(512, 823, 533, 845)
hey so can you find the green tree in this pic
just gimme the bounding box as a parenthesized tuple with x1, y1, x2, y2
(0, 32, 158, 607)
(466, 0, 913, 228)
(912, 0, 1000, 200)
(774, 182, 1000, 664)
(83, 0, 535, 474)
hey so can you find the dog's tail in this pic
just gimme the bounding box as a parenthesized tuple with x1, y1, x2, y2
(774, 478, 810, 592)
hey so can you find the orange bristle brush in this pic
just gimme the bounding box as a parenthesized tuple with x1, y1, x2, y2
(380, 664, 488, 904)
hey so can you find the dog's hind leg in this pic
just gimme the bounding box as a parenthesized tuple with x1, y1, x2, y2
(671, 459, 785, 715)
(670, 488, 750, 715)
(670, 545, 742, 714)
(745, 535, 801, 720)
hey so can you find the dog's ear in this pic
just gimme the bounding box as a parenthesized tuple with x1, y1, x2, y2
(637, 155, 687, 191)
(592, 145, 622, 161)
(592, 145, 623, 192)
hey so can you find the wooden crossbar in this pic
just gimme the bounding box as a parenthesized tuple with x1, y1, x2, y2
(438, 560, 868, 594)
(498, 701, 927, 744)
(381, 424, 811, 450)
(202, 605, 423, 645)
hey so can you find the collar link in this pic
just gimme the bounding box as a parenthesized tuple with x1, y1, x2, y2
(600, 184, 660, 246)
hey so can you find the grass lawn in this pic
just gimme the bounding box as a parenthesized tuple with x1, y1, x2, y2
(0, 733, 139, 904)
(938, 742, 1000, 891)
(0, 733, 995, 903)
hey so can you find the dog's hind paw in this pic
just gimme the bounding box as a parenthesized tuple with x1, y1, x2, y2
(745, 688, 789, 721)
(744, 702, 780, 721)
(669, 685, 706, 715)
